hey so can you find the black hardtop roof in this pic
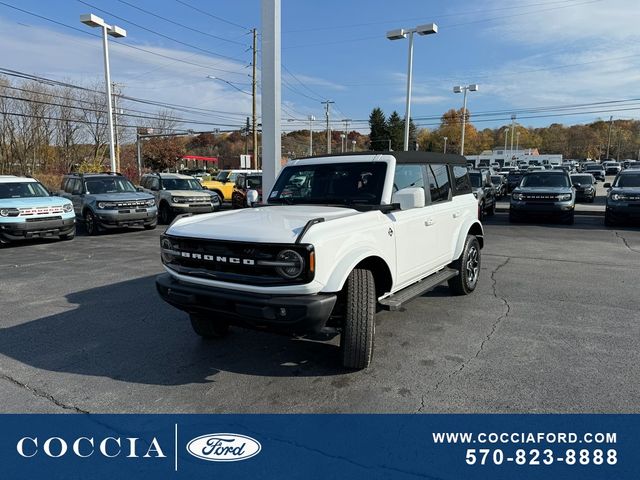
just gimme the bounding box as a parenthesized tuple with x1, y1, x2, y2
(300, 151, 468, 165)
(65, 172, 123, 178)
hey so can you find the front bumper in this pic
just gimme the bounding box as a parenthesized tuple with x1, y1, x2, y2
(606, 203, 640, 221)
(169, 204, 215, 214)
(575, 189, 595, 201)
(0, 217, 75, 241)
(510, 201, 574, 217)
(95, 208, 157, 228)
(156, 273, 337, 336)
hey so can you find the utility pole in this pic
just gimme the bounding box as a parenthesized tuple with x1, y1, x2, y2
(244, 117, 250, 155)
(443, 136, 448, 154)
(308, 115, 315, 156)
(251, 27, 258, 170)
(321, 100, 334, 154)
(605, 115, 613, 160)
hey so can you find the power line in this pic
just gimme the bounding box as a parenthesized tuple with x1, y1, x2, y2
(0, 2, 250, 77)
(76, 0, 248, 63)
(116, 0, 248, 46)
(173, 0, 249, 31)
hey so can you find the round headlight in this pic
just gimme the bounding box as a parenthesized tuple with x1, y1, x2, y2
(172, 197, 179, 203)
(512, 193, 524, 201)
(98, 202, 106, 209)
(275, 249, 304, 279)
(611, 193, 620, 201)
(160, 238, 176, 264)
(147, 199, 156, 207)
(63, 203, 73, 212)
(0, 208, 8, 217)
(558, 193, 572, 201)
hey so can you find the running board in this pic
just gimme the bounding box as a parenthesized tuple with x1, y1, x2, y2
(379, 268, 458, 311)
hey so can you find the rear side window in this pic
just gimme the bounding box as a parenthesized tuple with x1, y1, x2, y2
(426, 164, 451, 203)
(452, 165, 471, 195)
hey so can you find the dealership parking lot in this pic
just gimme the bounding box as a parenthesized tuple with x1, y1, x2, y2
(1, 213, 639, 414)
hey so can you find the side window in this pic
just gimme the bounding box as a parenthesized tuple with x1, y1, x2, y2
(61, 178, 70, 193)
(236, 176, 245, 188)
(70, 179, 83, 195)
(141, 177, 149, 188)
(393, 164, 425, 193)
(452, 166, 471, 194)
(426, 164, 451, 203)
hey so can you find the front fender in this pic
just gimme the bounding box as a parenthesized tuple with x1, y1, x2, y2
(452, 218, 484, 260)
(321, 246, 393, 293)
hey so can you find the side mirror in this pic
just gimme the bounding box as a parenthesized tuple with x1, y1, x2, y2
(136, 186, 144, 192)
(246, 189, 259, 207)
(603, 182, 611, 188)
(391, 187, 425, 210)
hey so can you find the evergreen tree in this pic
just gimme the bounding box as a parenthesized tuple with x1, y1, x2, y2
(368, 107, 388, 151)
(388, 111, 404, 151)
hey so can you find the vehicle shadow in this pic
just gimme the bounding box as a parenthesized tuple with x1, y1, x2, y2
(0, 275, 344, 385)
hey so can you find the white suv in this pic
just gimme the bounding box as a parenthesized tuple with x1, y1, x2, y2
(156, 152, 483, 369)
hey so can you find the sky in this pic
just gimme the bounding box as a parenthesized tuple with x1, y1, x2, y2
(0, 0, 639, 135)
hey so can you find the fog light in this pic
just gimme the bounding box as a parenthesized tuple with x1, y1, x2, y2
(278, 308, 287, 317)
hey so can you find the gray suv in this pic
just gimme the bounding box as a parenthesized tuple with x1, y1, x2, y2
(510, 170, 575, 224)
(59, 173, 157, 235)
(468, 170, 496, 220)
(140, 172, 220, 224)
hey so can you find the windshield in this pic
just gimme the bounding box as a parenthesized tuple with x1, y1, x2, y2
(215, 171, 230, 181)
(585, 165, 602, 171)
(246, 176, 262, 189)
(468, 172, 483, 188)
(161, 178, 202, 190)
(571, 175, 593, 184)
(521, 172, 570, 188)
(269, 162, 387, 206)
(614, 174, 640, 188)
(608, 162, 620, 167)
(0, 181, 49, 198)
(85, 177, 136, 194)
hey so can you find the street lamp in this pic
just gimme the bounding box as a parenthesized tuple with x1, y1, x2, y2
(80, 13, 126, 174)
(443, 136, 448, 153)
(351, 139, 356, 152)
(516, 131, 521, 152)
(386, 23, 438, 151)
(452, 84, 478, 156)
(503, 127, 509, 155)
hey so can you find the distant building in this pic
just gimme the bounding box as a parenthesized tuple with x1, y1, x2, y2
(466, 148, 562, 168)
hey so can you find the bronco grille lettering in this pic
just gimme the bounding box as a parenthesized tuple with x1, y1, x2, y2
(175, 251, 256, 265)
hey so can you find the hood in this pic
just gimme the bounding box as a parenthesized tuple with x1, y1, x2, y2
(88, 192, 154, 201)
(610, 187, 640, 194)
(163, 189, 212, 198)
(514, 186, 572, 193)
(167, 205, 361, 243)
(0, 196, 71, 208)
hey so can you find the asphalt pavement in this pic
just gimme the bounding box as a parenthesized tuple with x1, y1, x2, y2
(1, 212, 639, 413)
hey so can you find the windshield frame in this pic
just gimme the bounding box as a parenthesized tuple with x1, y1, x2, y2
(161, 178, 203, 191)
(614, 173, 640, 188)
(85, 177, 137, 194)
(520, 172, 570, 188)
(570, 175, 594, 184)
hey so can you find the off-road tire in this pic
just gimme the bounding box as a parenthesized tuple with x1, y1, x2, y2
(448, 235, 481, 296)
(159, 203, 173, 224)
(189, 314, 230, 338)
(84, 210, 99, 236)
(340, 268, 376, 370)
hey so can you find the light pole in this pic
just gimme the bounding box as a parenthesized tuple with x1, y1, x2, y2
(510, 114, 516, 160)
(351, 139, 356, 152)
(453, 84, 478, 156)
(386, 23, 438, 151)
(340, 134, 346, 153)
(308, 115, 315, 156)
(80, 13, 126, 173)
(516, 131, 521, 152)
(503, 128, 509, 160)
(443, 136, 448, 153)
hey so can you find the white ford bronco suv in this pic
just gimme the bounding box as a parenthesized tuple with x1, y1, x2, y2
(156, 152, 483, 369)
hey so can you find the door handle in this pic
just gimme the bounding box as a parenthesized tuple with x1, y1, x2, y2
(453, 211, 462, 218)
(425, 218, 434, 226)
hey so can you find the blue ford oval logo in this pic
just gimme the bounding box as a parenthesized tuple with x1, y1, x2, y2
(186, 433, 261, 462)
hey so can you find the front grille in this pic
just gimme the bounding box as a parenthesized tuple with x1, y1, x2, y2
(19, 206, 64, 216)
(25, 216, 63, 222)
(162, 235, 313, 286)
(114, 200, 149, 208)
(521, 193, 560, 202)
(173, 197, 210, 204)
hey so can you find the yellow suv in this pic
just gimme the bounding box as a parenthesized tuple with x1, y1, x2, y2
(201, 169, 261, 202)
